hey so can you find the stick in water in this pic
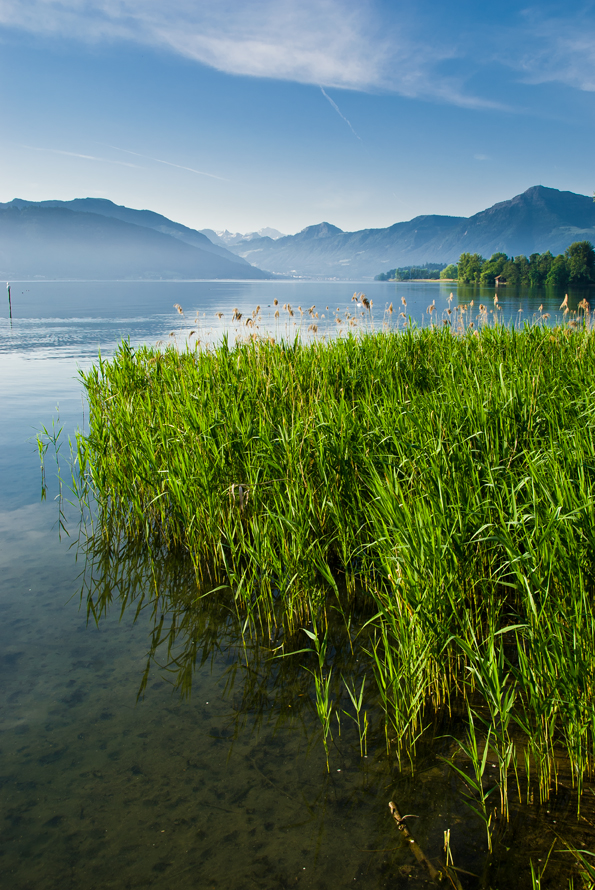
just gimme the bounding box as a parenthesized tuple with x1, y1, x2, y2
(388, 801, 464, 889)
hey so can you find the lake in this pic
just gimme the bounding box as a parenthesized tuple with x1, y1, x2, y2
(1, 279, 592, 890)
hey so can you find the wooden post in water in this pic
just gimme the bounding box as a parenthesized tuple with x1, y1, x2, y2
(7, 282, 12, 321)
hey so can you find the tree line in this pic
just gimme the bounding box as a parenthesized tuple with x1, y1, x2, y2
(375, 263, 445, 281)
(456, 241, 595, 286)
(375, 241, 595, 286)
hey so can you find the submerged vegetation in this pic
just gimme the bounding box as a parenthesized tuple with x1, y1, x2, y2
(63, 313, 595, 878)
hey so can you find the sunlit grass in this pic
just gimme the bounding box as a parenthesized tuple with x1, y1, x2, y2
(72, 320, 595, 819)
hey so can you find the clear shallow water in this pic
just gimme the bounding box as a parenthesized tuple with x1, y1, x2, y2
(1, 280, 593, 890)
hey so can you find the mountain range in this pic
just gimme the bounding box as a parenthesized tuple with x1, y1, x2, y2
(202, 227, 286, 246)
(211, 186, 595, 279)
(0, 199, 273, 280)
(1, 186, 594, 281)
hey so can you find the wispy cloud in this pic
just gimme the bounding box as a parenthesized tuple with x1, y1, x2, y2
(103, 145, 230, 180)
(0, 0, 391, 91)
(8, 0, 579, 109)
(20, 144, 144, 168)
(520, 16, 595, 92)
(506, 8, 595, 93)
(0, 0, 495, 107)
(320, 88, 361, 140)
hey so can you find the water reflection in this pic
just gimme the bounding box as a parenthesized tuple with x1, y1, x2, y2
(72, 526, 595, 890)
(4, 279, 595, 888)
(79, 531, 375, 740)
(2, 280, 592, 360)
(2, 469, 593, 889)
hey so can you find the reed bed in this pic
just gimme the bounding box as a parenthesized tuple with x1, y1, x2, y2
(74, 322, 595, 819)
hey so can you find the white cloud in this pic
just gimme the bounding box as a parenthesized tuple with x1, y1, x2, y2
(0, 0, 390, 90)
(3, 0, 594, 116)
(502, 7, 595, 93)
(0, 0, 495, 106)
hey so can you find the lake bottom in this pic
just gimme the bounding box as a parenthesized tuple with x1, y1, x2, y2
(1, 504, 593, 889)
(3, 281, 595, 889)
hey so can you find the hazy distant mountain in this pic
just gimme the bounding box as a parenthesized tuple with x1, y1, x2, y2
(249, 227, 285, 240)
(4, 186, 592, 282)
(3, 197, 252, 268)
(0, 205, 274, 280)
(222, 218, 461, 278)
(220, 187, 595, 279)
(202, 227, 286, 246)
(431, 186, 595, 259)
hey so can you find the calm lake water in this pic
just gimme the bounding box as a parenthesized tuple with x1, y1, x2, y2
(1, 280, 593, 890)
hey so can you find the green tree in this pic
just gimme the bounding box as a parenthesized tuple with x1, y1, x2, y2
(480, 252, 508, 285)
(528, 252, 553, 286)
(458, 253, 484, 283)
(565, 241, 595, 284)
(515, 255, 531, 284)
(538, 251, 554, 285)
(545, 254, 569, 287)
(502, 259, 520, 286)
(440, 263, 458, 279)
(528, 253, 542, 286)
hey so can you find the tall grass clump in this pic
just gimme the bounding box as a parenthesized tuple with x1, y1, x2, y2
(75, 323, 595, 808)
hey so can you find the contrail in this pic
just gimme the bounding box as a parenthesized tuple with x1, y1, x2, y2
(20, 145, 143, 168)
(103, 144, 230, 181)
(320, 88, 361, 140)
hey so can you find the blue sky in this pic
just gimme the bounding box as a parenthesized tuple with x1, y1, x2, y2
(0, 0, 594, 233)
